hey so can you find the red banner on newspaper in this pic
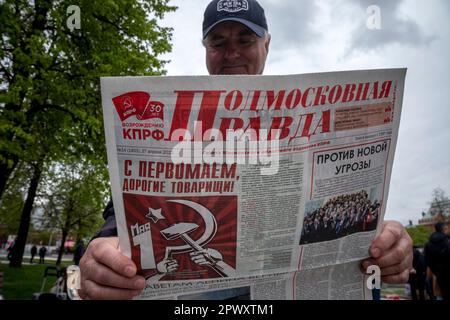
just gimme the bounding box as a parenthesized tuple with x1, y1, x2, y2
(112, 91, 164, 121)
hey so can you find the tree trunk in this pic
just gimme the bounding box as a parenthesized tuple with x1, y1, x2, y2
(9, 164, 42, 267)
(56, 228, 68, 266)
(76, 217, 82, 243)
(57, 196, 74, 266)
(0, 154, 18, 200)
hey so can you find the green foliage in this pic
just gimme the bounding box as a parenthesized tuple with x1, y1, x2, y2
(0, 191, 24, 233)
(0, 0, 176, 264)
(0, 0, 176, 190)
(37, 160, 110, 241)
(26, 229, 55, 246)
(0, 163, 29, 234)
(406, 225, 431, 247)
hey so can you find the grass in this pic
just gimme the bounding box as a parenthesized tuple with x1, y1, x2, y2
(0, 259, 71, 300)
(380, 283, 410, 300)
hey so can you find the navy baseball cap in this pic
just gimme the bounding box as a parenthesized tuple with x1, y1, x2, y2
(203, 0, 268, 39)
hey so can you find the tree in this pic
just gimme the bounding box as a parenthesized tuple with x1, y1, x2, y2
(429, 187, 449, 216)
(0, 162, 28, 235)
(1, 0, 176, 267)
(38, 161, 108, 265)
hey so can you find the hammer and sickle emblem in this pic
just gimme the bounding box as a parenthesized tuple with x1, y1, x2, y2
(123, 96, 133, 109)
(162, 200, 217, 258)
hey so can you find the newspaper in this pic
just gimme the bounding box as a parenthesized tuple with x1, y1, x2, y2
(100, 69, 406, 300)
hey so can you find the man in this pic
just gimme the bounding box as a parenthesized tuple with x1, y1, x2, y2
(39, 246, 47, 264)
(30, 245, 37, 264)
(79, 0, 413, 300)
(6, 240, 14, 261)
(408, 246, 426, 300)
(424, 222, 450, 300)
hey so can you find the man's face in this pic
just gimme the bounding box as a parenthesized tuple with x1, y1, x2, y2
(204, 21, 270, 75)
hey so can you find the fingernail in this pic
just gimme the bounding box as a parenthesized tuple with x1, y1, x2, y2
(371, 247, 380, 258)
(361, 261, 368, 270)
(135, 278, 145, 289)
(124, 266, 135, 276)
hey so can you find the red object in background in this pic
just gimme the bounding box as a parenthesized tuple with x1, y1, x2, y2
(64, 240, 75, 249)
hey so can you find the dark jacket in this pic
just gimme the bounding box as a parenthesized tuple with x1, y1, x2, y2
(39, 246, 47, 257)
(73, 242, 85, 265)
(93, 200, 118, 239)
(412, 247, 427, 275)
(424, 231, 450, 299)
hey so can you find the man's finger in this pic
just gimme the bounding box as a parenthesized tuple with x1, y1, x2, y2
(90, 238, 137, 277)
(378, 260, 411, 277)
(369, 221, 403, 258)
(81, 279, 142, 300)
(381, 268, 410, 284)
(372, 236, 413, 268)
(85, 260, 145, 290)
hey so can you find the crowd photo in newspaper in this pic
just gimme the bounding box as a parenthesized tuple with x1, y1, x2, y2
(300, 190, 381, 244)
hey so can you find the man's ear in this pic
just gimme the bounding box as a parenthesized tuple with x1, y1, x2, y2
(265, 34, 271, 53)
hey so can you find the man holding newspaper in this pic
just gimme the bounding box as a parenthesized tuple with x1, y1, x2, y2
(79, 0, 412, 300)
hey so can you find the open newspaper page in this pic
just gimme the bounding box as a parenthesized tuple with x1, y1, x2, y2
(100, 69, 406, 300)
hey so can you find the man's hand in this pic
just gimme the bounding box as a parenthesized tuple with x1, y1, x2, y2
(362, 220, 413, 283)
(78, 237, 146, 300)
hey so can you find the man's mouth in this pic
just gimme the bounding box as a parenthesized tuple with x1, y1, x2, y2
(220, 65, 247, 74)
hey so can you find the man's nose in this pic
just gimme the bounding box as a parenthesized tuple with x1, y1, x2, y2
(223, 42, 240, 61)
